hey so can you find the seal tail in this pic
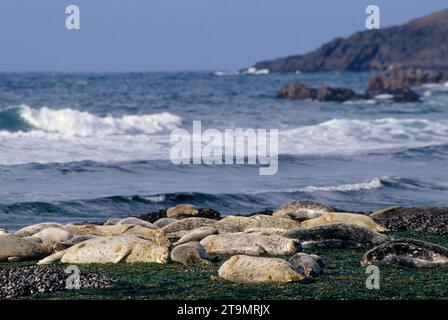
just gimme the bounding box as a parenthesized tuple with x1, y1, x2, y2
(37, 250, 67, 265)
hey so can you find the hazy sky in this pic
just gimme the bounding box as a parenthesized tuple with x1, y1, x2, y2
(0, 0, 446, 72)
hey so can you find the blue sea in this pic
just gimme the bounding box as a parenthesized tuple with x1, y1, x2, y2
(1, 71, 448, 230)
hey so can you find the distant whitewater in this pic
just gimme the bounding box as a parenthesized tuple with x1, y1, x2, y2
(1, 105, 448, 165)
(0, 71, 447, 229)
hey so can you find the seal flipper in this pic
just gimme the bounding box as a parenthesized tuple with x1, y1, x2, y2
(8, 256, 24, 262)
(37, 249, 67, 265)
(113, 245, 132, 263)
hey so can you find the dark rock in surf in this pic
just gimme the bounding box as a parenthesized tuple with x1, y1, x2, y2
(367, 69, 448, 94)
(278, 82, 364, 102)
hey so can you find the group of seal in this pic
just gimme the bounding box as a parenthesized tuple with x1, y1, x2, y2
(2, 200, 448, 285)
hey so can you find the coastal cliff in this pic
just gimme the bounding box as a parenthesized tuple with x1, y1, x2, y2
(251, 10, 448, 72)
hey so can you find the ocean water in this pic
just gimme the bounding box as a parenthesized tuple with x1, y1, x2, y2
(1, 71, 448, 230)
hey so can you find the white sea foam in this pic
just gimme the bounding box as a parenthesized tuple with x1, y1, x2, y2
(242, 67, 270, 75)
(1, 109, 448, 165)
(18, 105, 181, 137)
(0, 105, 182, 165)
(213, 70, 240, 76)
(279, 117, 448, 155)
(250, 177, 384, 194)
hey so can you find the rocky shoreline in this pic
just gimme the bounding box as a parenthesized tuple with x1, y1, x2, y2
(0, 265, 116, 299)
(1, 201, 448, 299)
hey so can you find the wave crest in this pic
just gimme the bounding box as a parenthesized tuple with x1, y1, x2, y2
(1, 105, 182, 137)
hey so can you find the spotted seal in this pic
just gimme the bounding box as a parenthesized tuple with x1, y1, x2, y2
(272, 200, 333, 220)
(218, 255, 304, 283)
(0, 235, 54, 262)
(14, 222, 64, 237)
(104, 217, 158, 229)
(285, 223, 390, 248)
(173, 227, 218, 246)
(162, 218, 240, 238)
(220, 215, 301, 231)
(38, 235, 169, 265)
(170, 241, 211, 266)
(288, 252, 324, 276)
(200, 232, 301, 256)
(301, 213, 388, 233)
(361, 239, 448, 267)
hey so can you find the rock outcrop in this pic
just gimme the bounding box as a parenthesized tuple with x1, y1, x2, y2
(278, 82, 365, 102)
(367, 69, 448, 94)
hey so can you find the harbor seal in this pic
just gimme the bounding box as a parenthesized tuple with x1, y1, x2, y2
(288, 252, 323, 276)
(368, 206, 401, 220)
(170, 241, 211, 266)
(218, 255, 304, 283)
(244, 227, 288, 235)
(59, 235, 98, 248)
(200, 232, 301, 256)
(0, 235, 54, 262)
(273, 200, 333, 220)
(14, 222, 64, 237)
(0, 229, 8, 235)
(361, 239, 448, 267)
(104, 217, 158, 229)
(301, 213, 388, 233)
(166, 204, 199, 218)
(220, 215, 301, 231)
(29, 227, 73, 247)
(162, 218, 240, 238)
(64, 224, 170, 247)
(38, 235, 169, 265)
(173, 227, 218, 246)
(153, 218, 178, 228)
(285, 223, 390, 248)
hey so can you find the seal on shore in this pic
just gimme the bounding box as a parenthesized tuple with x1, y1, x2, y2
(104, 217, 158, 229)
(65, 224, 170, 248)
(38, 235, 169, 265)
(218, 255, 304, 283)
(170, 241, 211, 266)
(58, 235, 99, 248)
(243, 227, 288, 235)
(173, 227, 218, 246)
(272, 200, 334, 220)
(153, 218, 178, 228)
(361, 239, 448, 267)
(0, 235, 54, 262)
(29, 227, 73, 247)
(220, 215, 301, 231)
(166, 204, 199, 218)
(368, 206, 401, 220)
(285, 223, 390, 248)
(288, 252, 323, 276)
(14, 222, 64, 237)
(0, 229, 8, 235)
(301, 213, 388, 233)
(162, 218, 240, 238)
(200, 232, 301, 256)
